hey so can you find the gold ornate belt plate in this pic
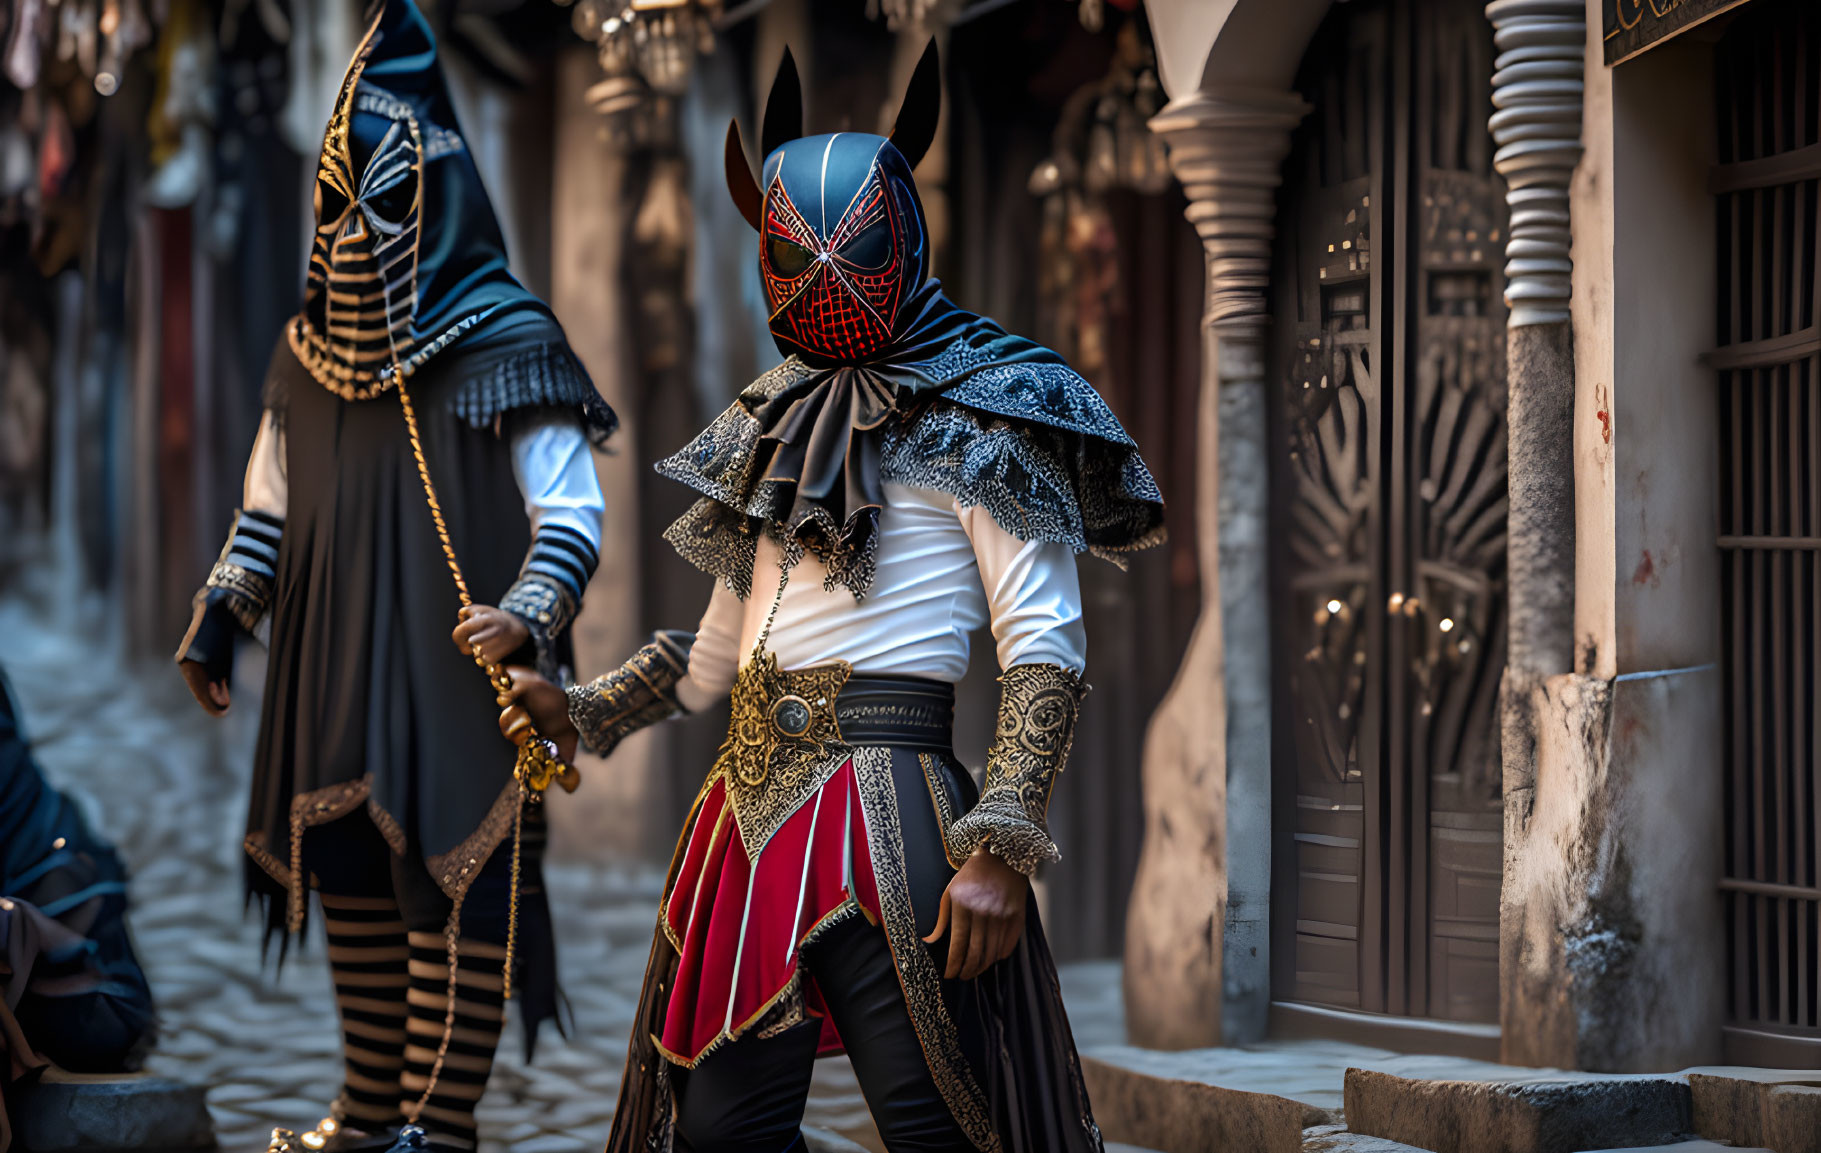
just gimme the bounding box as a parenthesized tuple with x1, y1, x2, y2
(715, 649, 854, 856)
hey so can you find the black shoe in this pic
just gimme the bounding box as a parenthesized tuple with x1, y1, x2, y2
(383, 1124, 473, 1153)
(383, 1126, 427, 1153)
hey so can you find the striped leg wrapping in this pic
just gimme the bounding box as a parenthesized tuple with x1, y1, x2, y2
(400, 929, 507, 1151)
(321, 894, 411, 1130)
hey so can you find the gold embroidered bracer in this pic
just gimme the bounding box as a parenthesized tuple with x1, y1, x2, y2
(565, 630, 694, 756)
(947, 663, 1087, 876)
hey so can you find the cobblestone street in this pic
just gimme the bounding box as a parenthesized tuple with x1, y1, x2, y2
(0, 599, 883, 1153)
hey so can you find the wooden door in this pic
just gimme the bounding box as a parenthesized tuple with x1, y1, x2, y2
(1269, 0, 1507, 1025)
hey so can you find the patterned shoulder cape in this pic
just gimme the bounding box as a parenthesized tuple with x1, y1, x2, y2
(656, 343, 1166, 598)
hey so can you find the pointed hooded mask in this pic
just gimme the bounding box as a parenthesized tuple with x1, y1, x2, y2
(288, 0, 554, 400)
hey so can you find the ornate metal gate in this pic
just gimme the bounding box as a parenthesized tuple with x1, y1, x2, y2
(1713, 0, 1821, 1067)
(1269, 0, 1507, 1026)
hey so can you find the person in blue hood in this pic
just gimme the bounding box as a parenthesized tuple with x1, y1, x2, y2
(503, 42, 1162, 1153)
(175, 3, 612, 1151)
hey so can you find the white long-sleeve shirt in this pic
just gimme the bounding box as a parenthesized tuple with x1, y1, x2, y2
(676, 482, 1086, 711)
(239, 408, 605, 550)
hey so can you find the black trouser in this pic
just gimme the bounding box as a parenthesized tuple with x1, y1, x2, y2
(671, 912, 976, 1153)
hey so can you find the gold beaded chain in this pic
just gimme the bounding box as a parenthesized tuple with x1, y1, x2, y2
(393, 363, 578, 1121)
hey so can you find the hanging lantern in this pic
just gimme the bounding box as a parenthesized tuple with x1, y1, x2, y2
(1027, 12, 1172, 374)
(1071, 0, 1141, 33)
(570, 0, 721, 105)
(1083, 93, 1119, 194)
(570, 0, 720, 147)
(1030, 17, 1170, 201)
(868, 0, 951, 31)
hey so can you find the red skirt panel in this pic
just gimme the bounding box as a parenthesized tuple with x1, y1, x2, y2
(655, 757, 882, 1064)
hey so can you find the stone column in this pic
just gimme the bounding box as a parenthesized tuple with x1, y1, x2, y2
(1484, 0, 1585, 1066)
(1489, 0, 1582, 814)
(1125, 87, 1306, 1050)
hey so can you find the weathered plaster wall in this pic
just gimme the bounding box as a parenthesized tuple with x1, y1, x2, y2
(1608, 42, 1721, 677)
(1568, 3, 1616, 682)
(1502, 10, 1724, 1070)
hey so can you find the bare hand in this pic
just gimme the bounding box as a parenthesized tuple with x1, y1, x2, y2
(453, 605, 531, 666)
(922, 849, 1028, 980)
(178, 660, 231, 716)
(497, 666, 578, 763)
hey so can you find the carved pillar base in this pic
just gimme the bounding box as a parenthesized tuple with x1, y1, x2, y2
(1126, 88, 1305, 1050)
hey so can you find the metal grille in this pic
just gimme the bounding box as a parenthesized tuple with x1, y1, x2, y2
(1714, 0, 1821, 1065)
(1271, 0, 1505, 1027)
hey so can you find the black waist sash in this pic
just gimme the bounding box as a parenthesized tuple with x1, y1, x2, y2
(834, 674, 954, 751)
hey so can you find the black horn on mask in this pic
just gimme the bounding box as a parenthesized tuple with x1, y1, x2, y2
(725, 120, 762, 231)
(725, 48, 805, 232)
(888, 39, 940, 170)
(760, 48, 804, 158)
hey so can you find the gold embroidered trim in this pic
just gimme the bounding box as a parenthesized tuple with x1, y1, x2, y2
(658, 786, 733, 957)
(947, 664, 1086, 876)
(754, 974, 809, 1040)
(367, 799, 407, 857)
(204, 561, 273, 631)
(648, 898, 865, 1070)
(243, 831, 290, 889)
(918, 753, 969, 870)
(566, 632, 693, 757)
(850, 747, 1000, 1153)
(238, 775, 375, 933)
(424, 780, 524, 904)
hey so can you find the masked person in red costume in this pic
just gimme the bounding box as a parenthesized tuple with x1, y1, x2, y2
(504, 44, 1164, 1153)
(176, 3, 612, 1150)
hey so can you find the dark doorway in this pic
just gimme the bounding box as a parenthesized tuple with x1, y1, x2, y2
(1268, 0, 1508, 1028)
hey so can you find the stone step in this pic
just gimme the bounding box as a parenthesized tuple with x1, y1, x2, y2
(1304, 1127, 1778, 1153)
(1083, 1053, 1334, 1153)
(1304, 1121, 1431, 1150)
(9, 1069, 214, 1152)
(1593, 1142, 1774, 1153)
(1687, 1069, 1821, 1153)
(1342, 1067, 1693, 1153)
(1078, 1030, 1817, 1153)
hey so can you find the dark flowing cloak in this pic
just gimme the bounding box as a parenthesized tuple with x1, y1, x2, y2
(246, 323, 599, 1051)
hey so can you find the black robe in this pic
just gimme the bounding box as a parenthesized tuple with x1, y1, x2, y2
(244, 335, 574, 1043)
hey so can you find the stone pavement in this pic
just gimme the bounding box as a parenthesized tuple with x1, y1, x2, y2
(0, 599, 880, 1153)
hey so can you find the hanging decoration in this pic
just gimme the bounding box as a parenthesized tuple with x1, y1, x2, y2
(565, 0, 721, 146)
(1028, 16, 1168, 377)
(2, 0, 157, 97)
(1069, 0, 1140, 34)
(866, 0, 957, 31)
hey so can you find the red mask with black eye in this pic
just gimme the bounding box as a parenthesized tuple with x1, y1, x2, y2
(760, 140, 918, 364)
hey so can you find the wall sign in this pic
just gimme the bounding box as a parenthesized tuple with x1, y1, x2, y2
(1604, 0, 1755, 65)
